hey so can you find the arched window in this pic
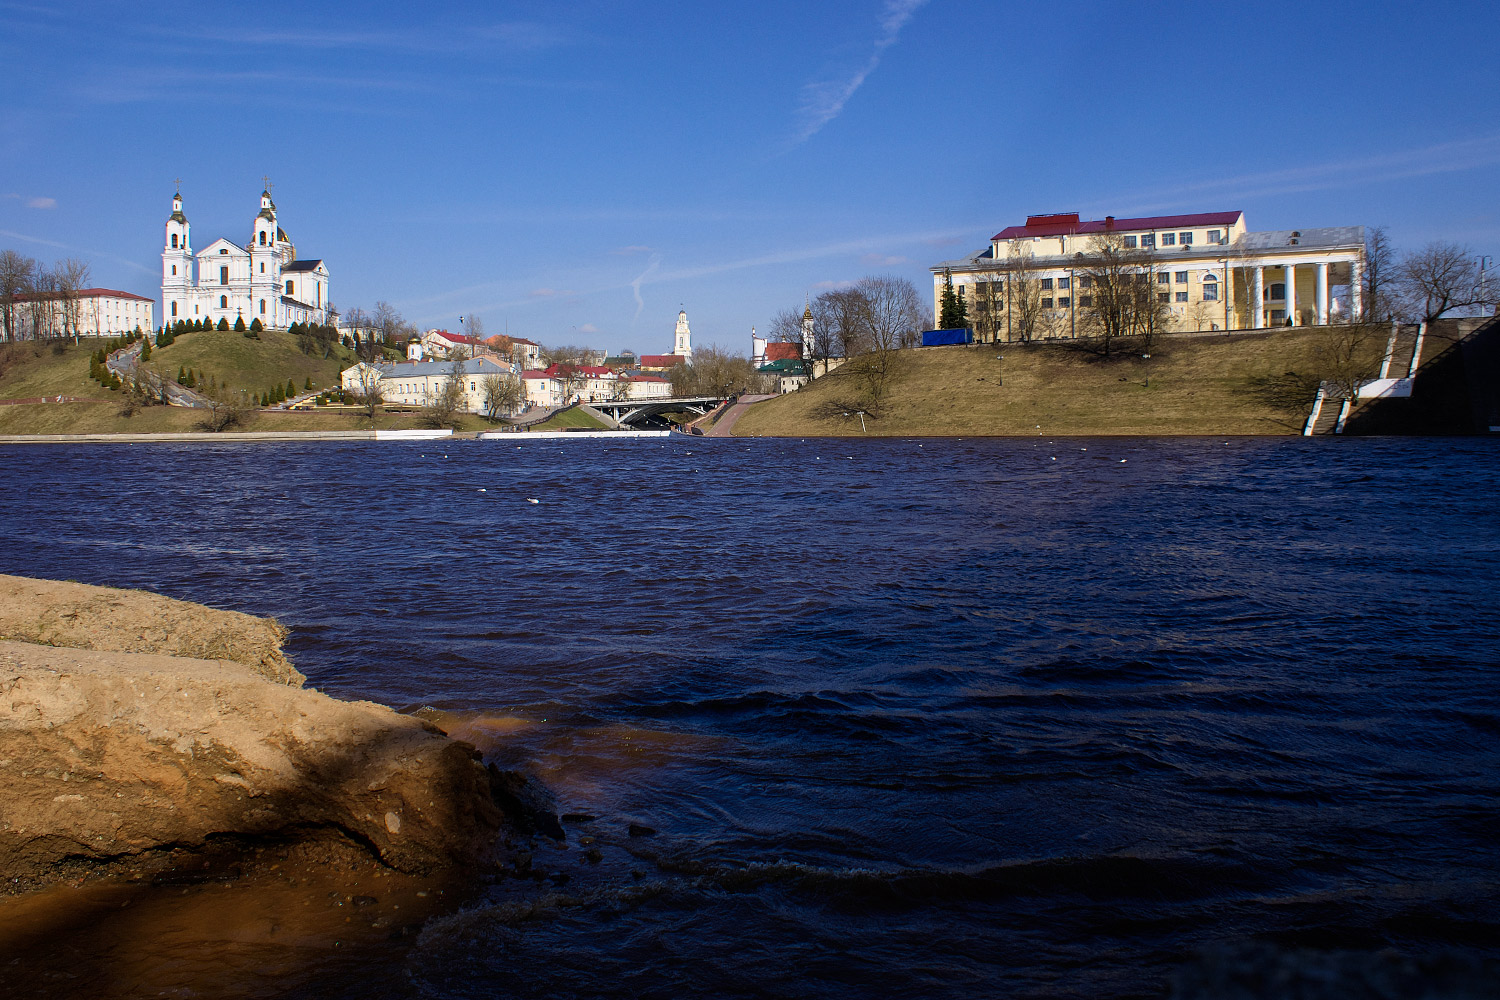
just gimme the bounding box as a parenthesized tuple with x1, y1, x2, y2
(1268, 282, 1286, 301)
(220, 295, 228, 308)
(171, 302, 177, 317)
(259, 299, 266, 314)
(171, 233, 178, 248)
(1202, 274, 1219, 302)
(259, 231, 267, 246)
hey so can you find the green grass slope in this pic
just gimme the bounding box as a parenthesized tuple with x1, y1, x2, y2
(733, 328, 1381, 438)
(143, 326, 357, 398)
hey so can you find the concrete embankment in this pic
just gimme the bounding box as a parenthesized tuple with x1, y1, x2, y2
(0, 429, 456, 444)
(0, 574, 553, 890)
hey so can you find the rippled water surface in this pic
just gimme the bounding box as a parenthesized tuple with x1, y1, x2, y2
(2, 436, 1499, 998)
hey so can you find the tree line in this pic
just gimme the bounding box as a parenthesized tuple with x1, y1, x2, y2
(0, 250, 92, 341)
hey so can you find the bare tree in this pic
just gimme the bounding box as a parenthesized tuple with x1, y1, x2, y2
(1397, 241, 1481, 322)
(354, 364, 385, 418)
(1075, 234, 1168, 356)
(26, 263, 57, 341)
(1004, 243, 1044, 343)
(198, 386, 248, 432)
(0, 250, 37, 342)
(969, 272, 1005, 344)
(1315, 322, 1383, 402)
(1363, 226, 1396, 322)
(54, 258, 91, 340)
(421, 357, 468, 428)
(481, 371, 523, 419)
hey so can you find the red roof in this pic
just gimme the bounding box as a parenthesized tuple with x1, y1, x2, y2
(993, 211, 1242, 241)
(430, 329, 484, 346)
(16, 287, 154, 302)
(542, 363, 613, 377)
(638, 354, 685, 367)
(764, 342, 801, 361)
(79, 287, 155, 302)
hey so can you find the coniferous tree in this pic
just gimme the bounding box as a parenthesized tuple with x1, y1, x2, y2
(139, 339, 151, 362)
(108, 372, 121, 390)
(185, 369, 197, 388)
(286, 378, 296, 398)
(234, 316, 247, 332)
(939, 268, 962, 329)
(250, 318, 263, 333)
(177, 365, 187, 384)
(217, 317, 229, 331)
(303, 376, 312, 391)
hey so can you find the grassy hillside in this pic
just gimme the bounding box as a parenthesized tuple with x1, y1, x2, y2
(733, 327, 1384, 437)
(143, 326, 357, 398)
(530, 407, 608, 430)
(0, 339, 114, 401)
(0, 332, 490, 435)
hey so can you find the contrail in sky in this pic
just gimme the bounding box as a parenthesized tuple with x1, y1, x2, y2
(630, 253, 661, 323)
(792, 0, 929, 144)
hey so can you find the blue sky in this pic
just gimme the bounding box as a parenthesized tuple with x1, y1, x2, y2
(2, 0, 1497, 354)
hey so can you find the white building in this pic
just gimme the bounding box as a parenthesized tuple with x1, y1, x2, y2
(10, 287, 154, 339)
(341, 357, 519, 414)
(672, 309, 693, 363)
(162, 187, 331, 330)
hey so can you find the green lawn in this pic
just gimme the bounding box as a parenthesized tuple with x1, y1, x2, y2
(143, 326, 357, 399)
(0, 340, 117, 402)
(733, 327, 1385, 437)
(528, 407, 608, 430)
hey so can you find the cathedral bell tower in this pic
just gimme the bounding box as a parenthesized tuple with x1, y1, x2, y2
(673, 309, 693, 363)
(249, 186, 279, 328)
(162, 189, 192, 324)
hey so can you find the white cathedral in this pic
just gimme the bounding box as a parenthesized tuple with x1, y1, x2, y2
(161, 187, 331, 329)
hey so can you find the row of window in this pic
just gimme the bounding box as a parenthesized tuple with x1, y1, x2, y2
(1119, 229, 1223, 249)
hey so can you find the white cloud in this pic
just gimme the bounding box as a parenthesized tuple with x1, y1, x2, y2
(578, 323, 599, 334)
(792, 0, 929, 144)
(3, 193, 56, 209)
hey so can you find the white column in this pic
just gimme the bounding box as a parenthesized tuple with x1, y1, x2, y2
(1284, 263, 1296, 326)
(1253, 266, 1264, 328)
(1315, 262, 1328, 325)
(1350, 258, 1363, 320)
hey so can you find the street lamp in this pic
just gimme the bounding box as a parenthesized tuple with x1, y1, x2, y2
(1142, 353, 1151, 388)
(996, 354, 1004, 386)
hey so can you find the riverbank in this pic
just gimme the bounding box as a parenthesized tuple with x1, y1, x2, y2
(732, 319, 1494, 437)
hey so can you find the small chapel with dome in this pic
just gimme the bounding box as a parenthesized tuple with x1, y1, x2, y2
(161, 186, 331, 329)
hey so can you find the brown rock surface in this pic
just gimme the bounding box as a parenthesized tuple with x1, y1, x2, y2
(0, 640, 506, 881)
(0, 573, 303, 686)
(0, 577, 527, 887)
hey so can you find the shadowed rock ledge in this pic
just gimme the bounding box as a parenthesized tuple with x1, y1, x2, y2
(0, 575, 552, 888)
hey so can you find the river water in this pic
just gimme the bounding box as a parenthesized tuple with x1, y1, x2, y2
(1, 436, 1498, 998)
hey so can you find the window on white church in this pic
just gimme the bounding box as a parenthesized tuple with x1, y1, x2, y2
(285, 281, 294, 295)
(220, 295, 228, 308)
(171, 302, 177, 317)
(259, 232, 266, 246)
(259, 263, 264, 273)
(171, 234, 178, 248)
(219, 248, 229, 255)
(220, 266, 228, 285)
(260, 300, 266, 314)
(171, 265, 176, 275)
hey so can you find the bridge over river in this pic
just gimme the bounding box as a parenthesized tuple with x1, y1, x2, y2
(589, 395, 725, 427)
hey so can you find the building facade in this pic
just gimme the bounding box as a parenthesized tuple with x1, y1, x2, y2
(932, 211, 1365, 341)
(9, 287, 154, 339)
(162, 188, 331, 330)
(342, 357, 517, 414)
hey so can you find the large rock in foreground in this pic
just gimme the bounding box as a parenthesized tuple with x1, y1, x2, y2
(0, 575, 527, 885)
(0, 640, 506, 880)
(0, 573, 303, 686)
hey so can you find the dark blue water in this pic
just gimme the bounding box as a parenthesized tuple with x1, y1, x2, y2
(2, 436, 1498, 998)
